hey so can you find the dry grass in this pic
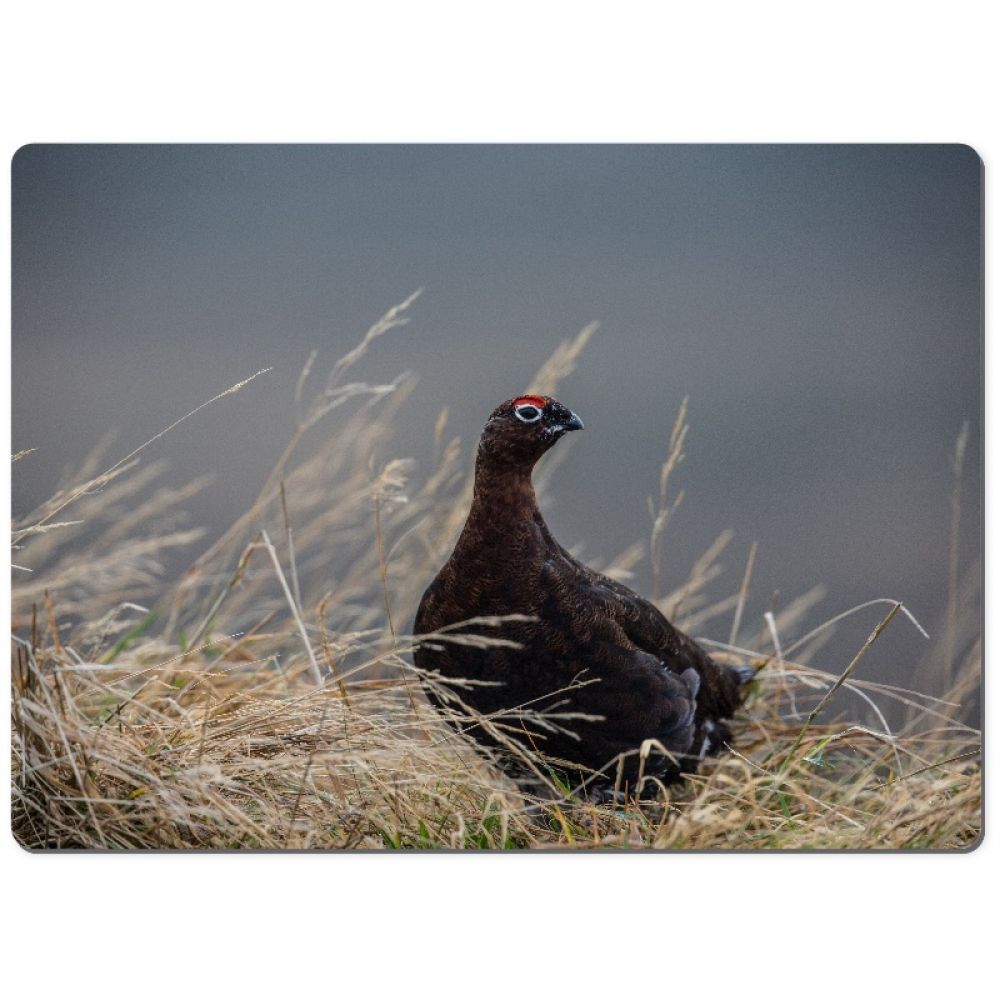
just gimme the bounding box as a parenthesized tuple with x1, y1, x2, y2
(10, 296, 982, 850)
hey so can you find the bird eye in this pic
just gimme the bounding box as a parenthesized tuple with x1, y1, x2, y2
(514, 404, 542, 423)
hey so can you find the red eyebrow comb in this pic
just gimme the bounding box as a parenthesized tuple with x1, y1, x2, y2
(512, 395, 547, 409)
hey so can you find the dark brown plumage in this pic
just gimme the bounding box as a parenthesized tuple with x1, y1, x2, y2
(414, 394, 753, 798)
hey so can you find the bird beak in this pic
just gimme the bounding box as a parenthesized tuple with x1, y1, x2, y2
(563, 412, 584, 432)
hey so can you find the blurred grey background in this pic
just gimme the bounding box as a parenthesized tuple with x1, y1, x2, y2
(11, 144, 982, 693)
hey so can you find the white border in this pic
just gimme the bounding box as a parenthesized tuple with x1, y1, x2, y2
(2, 3, 994, 997)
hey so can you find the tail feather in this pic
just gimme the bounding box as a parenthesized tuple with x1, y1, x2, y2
(696, 718, 734, 759)
(729, 662, 757, 685)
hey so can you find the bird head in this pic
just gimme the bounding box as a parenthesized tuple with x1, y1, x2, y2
(478, 394, 585, 469)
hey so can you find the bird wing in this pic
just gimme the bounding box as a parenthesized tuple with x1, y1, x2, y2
(550, 542, 698, 666)
(529, 559, 700, 762)
(543, 546, 744, 728)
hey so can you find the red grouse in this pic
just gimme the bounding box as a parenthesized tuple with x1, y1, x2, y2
(414, 395, 752, 798)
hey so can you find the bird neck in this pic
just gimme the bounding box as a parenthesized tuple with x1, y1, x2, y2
(453, 454, 555, 572)
(470, 455, 539, 519)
